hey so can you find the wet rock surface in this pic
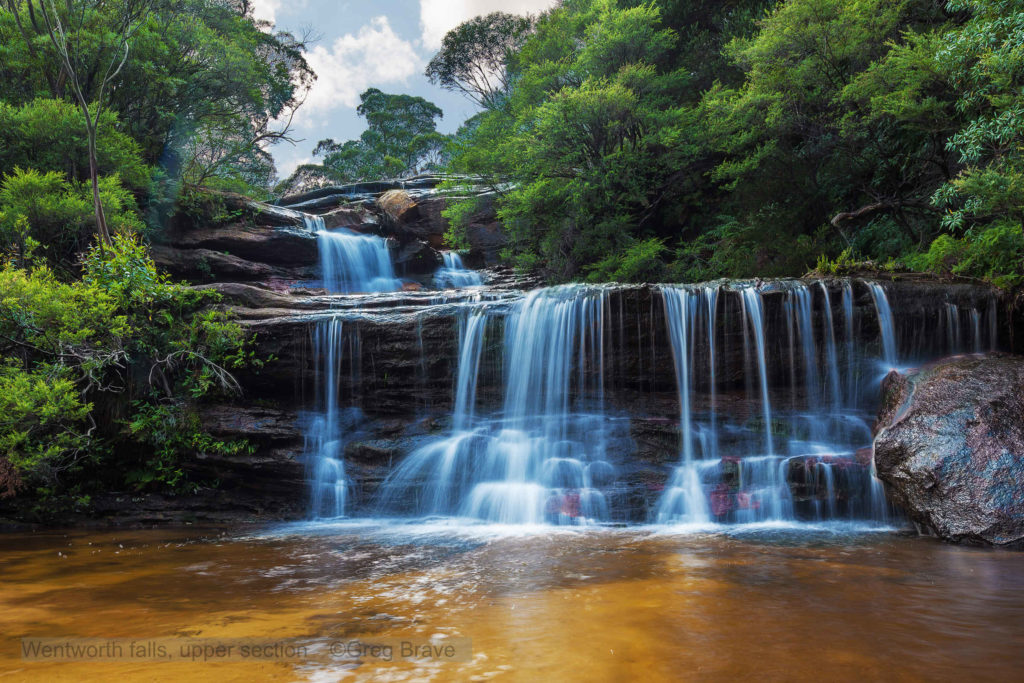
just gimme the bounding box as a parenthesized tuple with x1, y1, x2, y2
(874, 354, 1024, 546)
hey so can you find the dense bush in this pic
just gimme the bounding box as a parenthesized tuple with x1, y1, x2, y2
(0, 235, 256, 514)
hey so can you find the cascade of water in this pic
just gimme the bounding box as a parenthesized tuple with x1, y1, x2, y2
(305, 213, 401, 294)
(452, 310, 486, 431)
(656, 286, 715, 524)
(377, 285, 621, 524)
(791, 285, 821, 409)
(305, 318, 352, 519)
(740, 287, 774, 456)
(818, 282, 842, 408)
(971, 308, 982, 353)
(332, 275, 997, 528)
(656, 281, 908, 526)
(704, 287, 720, 461)
(867, 282, 898, 367)
(435, 251, 483, 289)
(946, 303, 962, 353)
(662, 287, 697, 463)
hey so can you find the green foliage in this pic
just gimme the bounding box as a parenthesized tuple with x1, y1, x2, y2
(425, 12, 534, 109)
(814, 248, 860, 276)
(434, 0, 1022, 287)
(0, 1, 312, 196)
(0, 167, 144, 266)
(441, 0, 774, 281)
(124, 402, 252, 492)
(0, 361, 93, 495)
(929, 0, 1024, 236)
(305, 88, 448, 186)
(0, 2, 295, 516)
(0, 234, 256, 504)
(0, 98, 150, 192)
(586, 238, 668, 282)
(441, 195, 483, 251)
(910, 222, 1024, 287)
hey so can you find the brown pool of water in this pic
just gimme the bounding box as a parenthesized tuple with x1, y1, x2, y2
(1, 523, 1023, 681)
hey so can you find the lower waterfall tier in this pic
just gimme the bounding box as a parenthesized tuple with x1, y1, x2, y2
(219, 277, 1021, 526)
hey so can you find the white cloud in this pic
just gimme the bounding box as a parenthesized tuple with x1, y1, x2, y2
(298, 16, 420, 125)
(419, 0, 557, 51)
(277, 154, 312, 180)
(249, 0, 283, 24)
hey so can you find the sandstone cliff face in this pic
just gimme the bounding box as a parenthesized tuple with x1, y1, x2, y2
(874, 354, 1024, 547)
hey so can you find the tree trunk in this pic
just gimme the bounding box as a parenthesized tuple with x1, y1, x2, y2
(87, 127, 112, 247)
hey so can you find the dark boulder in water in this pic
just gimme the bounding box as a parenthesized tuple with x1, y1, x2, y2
(874, 354, 1024, 547)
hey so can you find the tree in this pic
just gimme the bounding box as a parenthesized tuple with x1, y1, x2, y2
(310, 89, 446, 185)
(425, 11, 534, 110)
(32, 0, 152, 246)
(0, 0, 314, 197)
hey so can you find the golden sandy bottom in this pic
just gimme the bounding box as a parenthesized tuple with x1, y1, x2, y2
(1, 524, 1022, 681)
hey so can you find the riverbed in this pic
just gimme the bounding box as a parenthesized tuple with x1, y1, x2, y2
(2, 522, 1022, 681)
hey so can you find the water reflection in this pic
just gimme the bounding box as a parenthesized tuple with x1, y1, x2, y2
(1, 526, 1023, 680)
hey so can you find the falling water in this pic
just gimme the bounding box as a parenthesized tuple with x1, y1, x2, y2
(662, 287, 697, 463)
(304, 214, 401, 294)
(656, 286, 717, 524)
(842, 282, 857, 406)
(656, 281, 910, 525)
(867, 283, 898, 367)
(971, 309, 982, 353)
(377, 286, 622, 524)
(818, 282, 842, 408)
(435, 251, 483, 289)
(304, 276, 1001, 527)
(740, 286, 774, 456)
(792, 285, 821, 409)
(304, 318, 353, 519)
(452, 310, 486, 431)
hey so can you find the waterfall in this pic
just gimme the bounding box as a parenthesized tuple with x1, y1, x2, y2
(662, 287, 697, 463)
(452, 310, 486, 431)
(841, 282, 857, 407)
(791, 285, 821, 409)
(435, 251, 483, 289)
(303, 213, 400, 294)
(377, 285, 620, 524)
(740, 286, 774, 456)
(656, 285, 716, 524)
(655, 281, 910, 525)
(867, 282, 898, 367)
(301, 276, 1000, 527)
(304, 318, 354, 519)
(818, 282, 842, 408)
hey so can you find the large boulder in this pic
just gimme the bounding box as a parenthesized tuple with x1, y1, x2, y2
(377, 189, 420, 224)
(375, 191, 451, 249)
(874, 354, 1024, 546)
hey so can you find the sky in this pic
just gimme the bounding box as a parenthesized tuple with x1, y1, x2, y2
(248, 0, 558, 180)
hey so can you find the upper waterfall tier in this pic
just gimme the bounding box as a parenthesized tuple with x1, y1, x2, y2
(303, 214, 402, 294)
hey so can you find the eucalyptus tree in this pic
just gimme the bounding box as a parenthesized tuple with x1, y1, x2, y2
(27, 0, 152, 246)
(425, 11, 534, 110)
